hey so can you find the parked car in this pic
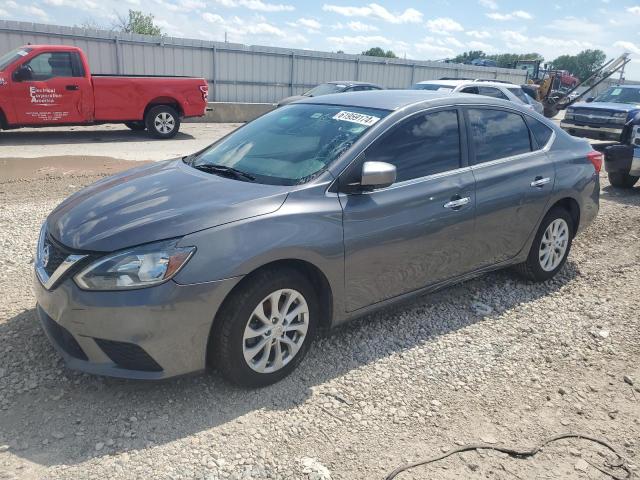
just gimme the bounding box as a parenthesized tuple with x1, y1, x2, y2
(277, 81, 382, 107)
(557, 70, 579, 88)
(561, 84, 640, 188)
(470, 58, 497, 67)
(34, 90, 600, 386)
(0, 45, 208, 138)
(413, 79, 543, 114)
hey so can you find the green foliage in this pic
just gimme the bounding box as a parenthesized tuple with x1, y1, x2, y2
(550, 49, 607, 81)
(451, 50, 543, 68)
(361, 47, 397, 58)
(116, 10, 164, 36)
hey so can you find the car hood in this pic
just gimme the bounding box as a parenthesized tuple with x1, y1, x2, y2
(47, 159, 290, 252)
(572, 101, 640, 113)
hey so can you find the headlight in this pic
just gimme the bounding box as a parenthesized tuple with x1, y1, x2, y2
(611, 112, 627, 118)
(74, 239, 195, 290)
(566, 108, 575, 114)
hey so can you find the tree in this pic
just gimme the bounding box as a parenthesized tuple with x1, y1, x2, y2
(115, 10, 163, 36)
(486, 52, 543, 68)
(551, 49, 606, 81)
(452, 50, 486, 64)
(361, 47, 397, 58)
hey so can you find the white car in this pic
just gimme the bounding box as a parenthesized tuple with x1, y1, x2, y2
(413, 79, 544, 115)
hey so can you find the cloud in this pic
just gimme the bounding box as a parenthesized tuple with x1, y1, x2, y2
(466, 30, 491, 39)
(478, 0, 498, 9)
(613, 40, 640, 54)
(213, 0, 294, 12)
(347, 21, 378, 32)
(426, 17, 464, 35)
(627, 6, 640, 14)
(202, 12, 225, 23)
(487, 10, 532, 20)
(501, 30, 528, 45)
(413, 37, 455, 58)
(467, 40, 494, 50)
(322, 3, 423, 24)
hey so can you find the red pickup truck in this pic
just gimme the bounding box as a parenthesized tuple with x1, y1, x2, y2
(0, 45, 208, 138)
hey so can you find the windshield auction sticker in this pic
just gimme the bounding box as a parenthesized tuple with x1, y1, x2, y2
(333, 110, 380, 127)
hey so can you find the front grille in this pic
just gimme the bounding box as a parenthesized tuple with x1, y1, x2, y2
(38, 307, 88, 360)
(94, 338, 163, 372)
(572, 109, 614, 125)
(43, 236, 69, 277)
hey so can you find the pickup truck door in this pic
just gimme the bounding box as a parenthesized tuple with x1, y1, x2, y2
(10, 50, 93, 125)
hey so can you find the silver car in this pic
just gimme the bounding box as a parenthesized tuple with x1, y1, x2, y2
(34, 90, 600, 387)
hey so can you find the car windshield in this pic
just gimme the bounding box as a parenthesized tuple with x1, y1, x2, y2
(413, 83, 455, 92)
(190, 104, 389, 185)
(0, 47, 32, 71)
(595, 87, 640, 104)
(304, 83, 346, 97)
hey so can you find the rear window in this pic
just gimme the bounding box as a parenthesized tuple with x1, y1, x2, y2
(413, 83, 455, 92)
(468, 108, 532, 164)
(507, 87, 530, 104)
(526, 117, 554, 148)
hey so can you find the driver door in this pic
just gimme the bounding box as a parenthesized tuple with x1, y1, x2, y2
(10, 50, 92, 125)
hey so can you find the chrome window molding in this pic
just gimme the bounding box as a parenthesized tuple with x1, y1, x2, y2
(35, 223, 87, 290)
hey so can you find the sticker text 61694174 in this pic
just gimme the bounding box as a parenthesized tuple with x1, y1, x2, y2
(332, 110, 381, 127)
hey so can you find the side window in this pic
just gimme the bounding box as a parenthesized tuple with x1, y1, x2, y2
(468, 108, 532, 164)
(477, 86, 509, 100)
(24, 52, 75, 80)
(507, 87, 530, 104)
(365, 109, 461, 182)
(526, 117, 554, 148)
(460, 86, 479, 95)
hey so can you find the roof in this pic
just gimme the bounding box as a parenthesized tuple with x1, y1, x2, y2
(295, 89, 514, 111)
(416, 79, 517, 88)
(326, 80, 380, 86)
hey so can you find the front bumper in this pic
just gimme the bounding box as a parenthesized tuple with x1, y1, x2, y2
(34, 273, 241, 379)
(560, 121, 623, 142)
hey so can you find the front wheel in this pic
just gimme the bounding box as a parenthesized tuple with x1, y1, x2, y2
(608, 172, 639, 189)
(514, 207, 574, 282)
(145, 105, 180, 139)
(210, 268, 318, 387)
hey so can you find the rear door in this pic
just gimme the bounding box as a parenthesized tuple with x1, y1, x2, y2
(341, 108, 477, 311)
(10, 50, 92, 125)
(465, 107, 555, 267)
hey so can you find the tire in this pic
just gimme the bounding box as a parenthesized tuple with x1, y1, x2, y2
(514, 207, 574, 282)
(124, 121, 146, 131)
(145, 105, 180, 139)
(608, 172, 639, 189)
(210, 267, 318, 387)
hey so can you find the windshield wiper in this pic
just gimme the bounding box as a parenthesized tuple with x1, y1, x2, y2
(192, 164, 256, 182)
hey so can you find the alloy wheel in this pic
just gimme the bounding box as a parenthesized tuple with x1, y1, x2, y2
(538, 218, 569, 272)
(154, 112, 175, 134)
(242, 289, 309, 374)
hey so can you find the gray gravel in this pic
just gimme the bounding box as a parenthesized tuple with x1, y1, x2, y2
(0, 160, 638, 480)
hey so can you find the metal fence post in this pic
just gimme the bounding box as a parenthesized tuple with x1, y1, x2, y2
(355, 57, 360, 81)
(212, 45, 217, 102)
(114, 36, 121, 75)
(290, 52, 295, 96)
(411, 63, 416, 85)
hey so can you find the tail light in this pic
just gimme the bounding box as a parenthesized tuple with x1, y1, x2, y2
(587, 150, 603, 173)
(199, 85, 209, 101)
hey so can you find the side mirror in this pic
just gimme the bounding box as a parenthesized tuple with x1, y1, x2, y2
(360, 161, 396, 190)
(12, 65, 31, 82)
(585, 97, 595, 103)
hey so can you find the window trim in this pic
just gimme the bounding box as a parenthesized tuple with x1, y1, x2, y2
(464, 105, 544, 168)
(334, 105, 469, 193)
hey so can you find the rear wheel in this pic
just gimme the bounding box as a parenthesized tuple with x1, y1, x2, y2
(514, 207, 574, 282)
(210, 268, 318, 387)
(145, 105, 180, 139)
(608, 172, 639, 189)
(124, 121, 146, 131)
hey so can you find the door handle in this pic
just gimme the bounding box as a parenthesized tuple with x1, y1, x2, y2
(65, 85, 79, 91)
(443, 196, 470, 210)
(530, 176, 551, 188)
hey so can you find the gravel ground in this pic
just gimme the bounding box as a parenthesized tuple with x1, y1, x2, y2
(0, 157, 639, 480)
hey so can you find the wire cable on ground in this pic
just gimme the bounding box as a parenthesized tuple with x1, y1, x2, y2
(385, 433, 633, 480)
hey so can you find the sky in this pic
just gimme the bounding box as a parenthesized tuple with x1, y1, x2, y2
(2, 0, 640, 78)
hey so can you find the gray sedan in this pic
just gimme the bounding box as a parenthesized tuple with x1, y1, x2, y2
(34, 90, 600, 387)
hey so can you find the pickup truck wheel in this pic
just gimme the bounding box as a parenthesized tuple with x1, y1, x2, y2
(608, 172, 639, 189)
(514, 207, 574, 282)
(124, 121, 146, 131)
(145, 105, 180, 139)
(210, 267, 318, 387)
